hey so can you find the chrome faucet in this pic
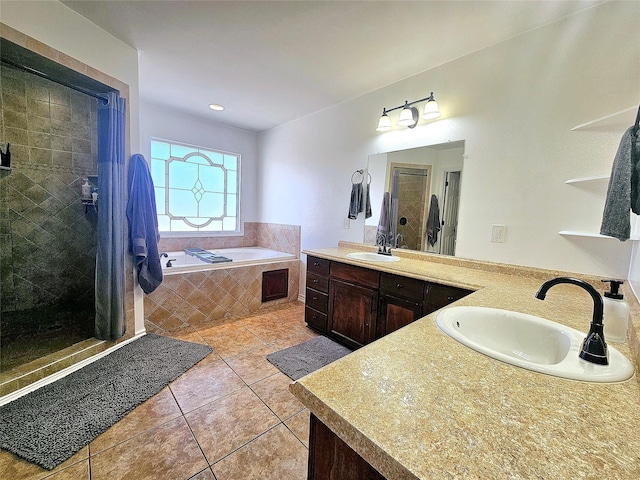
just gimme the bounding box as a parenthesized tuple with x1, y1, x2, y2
(535, 277, 608, 365)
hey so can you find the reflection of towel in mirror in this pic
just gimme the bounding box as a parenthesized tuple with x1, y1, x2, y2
(365, 184, 372, 219)
(377, 192, 390, 245)
(127, 154, 163, 294)
(348, 182, 363, 219)
(426, 194, 441, 246)
(600, 126, 640, 241)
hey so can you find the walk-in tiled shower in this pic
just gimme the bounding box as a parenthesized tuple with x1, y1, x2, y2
(0, 59, 99, 372)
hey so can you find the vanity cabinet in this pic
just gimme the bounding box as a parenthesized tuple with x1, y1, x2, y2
(304, 255, 473, 348)
(328, 262, 380, 349)
(308, 414, 385, 480)
(377, 272, 425, 337)
(305, 256, 331, 334)
(424, 282, 473, 313)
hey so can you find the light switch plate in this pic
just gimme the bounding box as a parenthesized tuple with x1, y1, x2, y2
(491, 224, 506, 243)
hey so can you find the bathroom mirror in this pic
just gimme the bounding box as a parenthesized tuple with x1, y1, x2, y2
(365, 141, 464, 255)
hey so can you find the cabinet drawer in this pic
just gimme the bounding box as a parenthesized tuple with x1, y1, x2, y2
(308, 256, 330, 276)
(425, 283, 473, 312)
(331, 261, 380, 289)
(305, 306, 328, 333)
(307, 271, 329, 293)
(306, 287, 329, 313)
(380, 273, 425, 301)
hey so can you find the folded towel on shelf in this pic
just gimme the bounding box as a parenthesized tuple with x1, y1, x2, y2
(426, 194, 441, 246)
(600, 126, 640, 241)
(184, 248, 209, 256)
(185, 248, 232, 263)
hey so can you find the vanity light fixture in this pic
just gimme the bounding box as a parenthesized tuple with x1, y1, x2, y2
(376, 92, 440, 131)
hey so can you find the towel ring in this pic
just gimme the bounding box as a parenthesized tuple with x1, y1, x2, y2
(351, 169, 372, 185)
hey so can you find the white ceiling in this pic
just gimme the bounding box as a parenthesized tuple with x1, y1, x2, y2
(61, 0, 602, 132)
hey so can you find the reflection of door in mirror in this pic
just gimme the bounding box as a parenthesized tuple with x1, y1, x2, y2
(390, 165, 431, 250)
(365, 141, 464, 256)
(439, 171, 461, 256)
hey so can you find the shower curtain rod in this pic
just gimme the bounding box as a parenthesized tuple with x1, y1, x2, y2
(1, 58, 109, 104)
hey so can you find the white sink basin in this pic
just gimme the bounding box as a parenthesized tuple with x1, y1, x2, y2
(435, 306, 634, 383)
(346, 252, 401, 263)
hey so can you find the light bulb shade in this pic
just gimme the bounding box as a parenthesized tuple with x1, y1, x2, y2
(376, 113, 392, 131)
(422, 99, 440, 120)
(397, 106, 418, 126)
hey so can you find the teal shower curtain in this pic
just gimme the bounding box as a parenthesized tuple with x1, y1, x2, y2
(95, 92, 126, 340)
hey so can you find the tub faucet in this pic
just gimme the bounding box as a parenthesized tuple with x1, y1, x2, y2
(160, 252, 168, 258)
(535, 277, 608, 365)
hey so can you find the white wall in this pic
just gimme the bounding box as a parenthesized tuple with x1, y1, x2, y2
(1, 0, 140, 154)
(258, 1, 639, 281)
(139, 102, 260, 225)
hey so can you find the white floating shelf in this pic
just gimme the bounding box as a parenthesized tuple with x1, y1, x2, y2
(571, 106, 637, 132)
(559, 230, 639, 241)
(565, 175, 609, 184)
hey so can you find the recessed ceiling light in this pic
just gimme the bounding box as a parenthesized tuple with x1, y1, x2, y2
(209, 103, 224, 111)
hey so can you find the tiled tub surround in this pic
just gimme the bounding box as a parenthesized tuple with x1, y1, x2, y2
(292, 243, 640, 479)
(158, 222, 301, 257)
(145, 259, 301, 334)
(146, 223, 302, 333)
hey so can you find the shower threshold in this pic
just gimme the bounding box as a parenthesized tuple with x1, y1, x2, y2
(0, 338, 107, 398)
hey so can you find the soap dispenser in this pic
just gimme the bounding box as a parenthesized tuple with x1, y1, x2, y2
(601, 279, 629, 343)
(82, 179, 91, 200)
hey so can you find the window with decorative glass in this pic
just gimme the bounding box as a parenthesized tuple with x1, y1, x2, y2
(150, 139, 240, 234)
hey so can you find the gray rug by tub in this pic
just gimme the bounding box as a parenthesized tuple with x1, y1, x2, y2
(0, 333, 213, 470)
(266, 336, 352, 381)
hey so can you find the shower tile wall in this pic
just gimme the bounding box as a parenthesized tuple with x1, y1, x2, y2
(0, 65, 98, 352)
(397, 175, 427, 250)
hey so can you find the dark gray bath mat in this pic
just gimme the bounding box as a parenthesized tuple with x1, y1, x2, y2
(267, 336, 352, 381)
(0, 333, 213, 470)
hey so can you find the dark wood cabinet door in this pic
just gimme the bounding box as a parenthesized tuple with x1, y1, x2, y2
(424, 282, 473, 314)
(308, 414, 386, 480)
(329, 280, 378, 349)
(377, 294, 423, 337)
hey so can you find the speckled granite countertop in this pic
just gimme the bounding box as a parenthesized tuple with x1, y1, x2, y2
(290, 243, 640, 479)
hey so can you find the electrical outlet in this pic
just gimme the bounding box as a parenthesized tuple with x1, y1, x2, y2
(344, 218, 350, 229)
(491, 224, 506, 243)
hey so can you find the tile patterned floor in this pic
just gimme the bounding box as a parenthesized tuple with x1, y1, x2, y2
(0, 302, 318, 480)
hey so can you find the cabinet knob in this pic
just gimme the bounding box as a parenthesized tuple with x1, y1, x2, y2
(313, 279, 319, 284)
(313, 262, 319, 266)
(396, 284, 404, 289)
(312, 296, 318, 301)
(447, 296, 455, 302)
